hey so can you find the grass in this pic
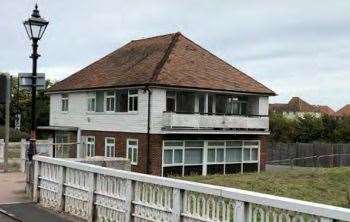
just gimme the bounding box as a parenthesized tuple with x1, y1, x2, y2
(181, 167, 350, 208)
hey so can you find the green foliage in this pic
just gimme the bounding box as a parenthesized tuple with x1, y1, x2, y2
(270, 113, 350, 143)
(0, 77, 54, 134)
(0, 127, 28, 142)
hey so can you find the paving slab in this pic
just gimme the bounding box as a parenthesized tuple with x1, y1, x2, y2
(0, 172, 28, 204)
(0, 203, 76, 222)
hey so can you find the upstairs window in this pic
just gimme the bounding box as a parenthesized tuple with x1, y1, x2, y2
(116, 89, 128, 112)
(105, 91, 115, 112)
(61, 94, 69, 112)
(128, 90, 138, 112)
(166, 91, 176, 112)
(87, 92, 96, 112)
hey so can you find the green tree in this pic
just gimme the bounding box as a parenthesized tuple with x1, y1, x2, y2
(269, 113, 297, 142)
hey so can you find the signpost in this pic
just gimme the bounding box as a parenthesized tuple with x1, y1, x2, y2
(0, 74, 10, 172)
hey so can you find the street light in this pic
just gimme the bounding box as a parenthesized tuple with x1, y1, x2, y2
(23, 4, 49, 161)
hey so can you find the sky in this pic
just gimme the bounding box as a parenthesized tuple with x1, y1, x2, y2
(1, 0, 349, 110)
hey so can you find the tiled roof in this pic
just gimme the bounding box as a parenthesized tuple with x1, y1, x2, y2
(270, 97, 318, 113)
(48, 32, 275, 95)
(313, 105, 336, 116)
(336, 105, 350, 117)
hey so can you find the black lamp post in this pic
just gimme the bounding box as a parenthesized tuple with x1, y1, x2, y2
(23, 4, 49, 161)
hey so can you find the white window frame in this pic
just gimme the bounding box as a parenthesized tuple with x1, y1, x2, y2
(61, 94, 69, 112)
(105, 91, 115, 112)
(104, 137, 115, 157)
(161, 139, 260, 177)
(84, 136, 95, 157)
(87, 92, 96, 112)
(128, 90, 138, 112)
(126, 139, 138, 165)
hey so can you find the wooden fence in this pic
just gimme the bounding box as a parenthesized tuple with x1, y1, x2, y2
(268, 143, 350, 167)
(33, 155, 350, 222)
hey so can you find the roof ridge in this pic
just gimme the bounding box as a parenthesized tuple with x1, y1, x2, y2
(178, 34, 276, 95)
(131, 32, 179, 43)
(149, 32, 181, 82)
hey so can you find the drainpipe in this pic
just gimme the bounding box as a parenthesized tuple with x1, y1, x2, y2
(144, 86, 152, 174)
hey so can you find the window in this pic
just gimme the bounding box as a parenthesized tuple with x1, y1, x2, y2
(116, 90, 128, 112)
(105, 91, 115, 112)
(243, 141, 259, 162)
(105, 137, 115, 157)
(127, 139, 138, 165)
(163, 141, 184, 166)
(84, 136, 95, 157)
(184, 140, 204, 164)
(87, 92, 96, 112)
(128, 90, 138, 112)
(96, 91, 105, 112)
(166, 91, 176, 112)
(55, 132, 70, 158)
(176, 92, 195, 113)
(61, 94, 69, 112)
(207, 141, 225, 164)
(226, 141, 243, 163)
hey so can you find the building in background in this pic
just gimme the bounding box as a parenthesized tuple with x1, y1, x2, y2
(336, 104, 350, 117)
(270, 97, 336, 118)
(43, 32, 275, 176)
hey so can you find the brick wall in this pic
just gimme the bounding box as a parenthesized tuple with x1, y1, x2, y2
(81, 130, 268, 176)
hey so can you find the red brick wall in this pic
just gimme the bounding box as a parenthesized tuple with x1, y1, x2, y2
(81, 130, 163, 174)
(81, 130, 268, 176)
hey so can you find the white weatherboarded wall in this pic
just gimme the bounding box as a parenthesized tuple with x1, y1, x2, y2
(50, 90, 149, 133)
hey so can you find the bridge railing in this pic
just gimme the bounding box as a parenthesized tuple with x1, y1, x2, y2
(33, 155, 350, 222)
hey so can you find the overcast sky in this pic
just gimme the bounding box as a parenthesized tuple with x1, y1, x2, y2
(1, 0, 349, 110)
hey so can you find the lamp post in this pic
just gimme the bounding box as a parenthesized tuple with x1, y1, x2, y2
(23, 4, 49, 161)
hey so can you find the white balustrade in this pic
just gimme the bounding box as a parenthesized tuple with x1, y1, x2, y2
(33, 155, 350, 222)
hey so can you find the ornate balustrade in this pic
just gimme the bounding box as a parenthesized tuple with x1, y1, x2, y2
(33, 156, 350, 222)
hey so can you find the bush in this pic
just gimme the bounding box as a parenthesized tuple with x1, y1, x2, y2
(0, 126, 28, 142)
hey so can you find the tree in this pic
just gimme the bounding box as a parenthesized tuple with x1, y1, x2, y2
(269, 113, 297, 142)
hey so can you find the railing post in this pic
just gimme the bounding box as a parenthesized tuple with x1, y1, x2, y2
(320, 218, 334, 222)
(125, 179, 134, 222)
(87, 172, 96, 222)
(57, 166, 65, 211)
(33, 160, 40, 202)
(234, 201, 246, 222)
(171, 188, 181, 221)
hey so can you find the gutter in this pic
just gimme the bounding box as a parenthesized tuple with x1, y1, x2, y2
(144, 85, 152, 174)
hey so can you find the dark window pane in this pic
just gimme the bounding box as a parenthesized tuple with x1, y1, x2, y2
(241, 102, 247, 115)
(96, 91, 104, 112)
(198, 94, 205, 114)
(208, 95, 213, 114)
(215, 95, 227, 114)
(166, 97, 175, 112)
(133, 97, 138, 111)
(116, 90, 128, 112)
(176, 92, 195, 113)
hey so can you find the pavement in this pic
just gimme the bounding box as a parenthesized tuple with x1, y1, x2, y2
(0, 172, 77, 222)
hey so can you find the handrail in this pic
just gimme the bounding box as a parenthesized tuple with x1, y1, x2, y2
(33, 155, 350, 221)
(163, 111, 269, 118)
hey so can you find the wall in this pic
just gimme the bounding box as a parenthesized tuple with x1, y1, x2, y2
(50, 89, 149, 133)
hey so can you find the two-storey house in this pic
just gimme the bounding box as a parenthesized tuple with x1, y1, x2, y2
(45, 32, 275, 176)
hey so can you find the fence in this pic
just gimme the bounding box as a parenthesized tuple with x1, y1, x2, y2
(0, 139, 3, 162)
(33, 155, 350, 222)
(268, 142, 350, 167)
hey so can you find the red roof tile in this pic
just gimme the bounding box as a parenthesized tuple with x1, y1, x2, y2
(336, 105, 350, 117)
(48, 32, 275, 95)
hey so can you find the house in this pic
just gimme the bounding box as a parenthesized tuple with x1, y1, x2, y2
(336, 104, 350, 117)
(43, 32, 275, 176)
(269, 97, 335, 118)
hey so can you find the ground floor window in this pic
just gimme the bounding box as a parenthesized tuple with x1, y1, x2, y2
(105, 137, 115, 157)
(83, 136, 95, 157)
(127, 139, 138, 165)
(55, 132, 70, 158)
(162, 139, 260, 177)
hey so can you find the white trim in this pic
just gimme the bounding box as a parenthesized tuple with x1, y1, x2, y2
(126, 138, 138, 165)
(105, 91, 116, 113)
(83, 136, 95, 157)
(33, 155, 350, 221)
(104, 137, 116, 157)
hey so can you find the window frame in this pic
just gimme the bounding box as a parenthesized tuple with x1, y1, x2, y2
(87, 92, 96, 112)
(105, 91, 116, 113)
(104, 137, 116, 157)
(126, 138, 138, 165)
(128, 89, 138, 112)
(84, 136, 95, 157)
(61, 94, 69, 112)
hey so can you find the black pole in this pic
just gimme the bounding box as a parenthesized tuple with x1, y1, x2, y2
(28, 38, 39, 161)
